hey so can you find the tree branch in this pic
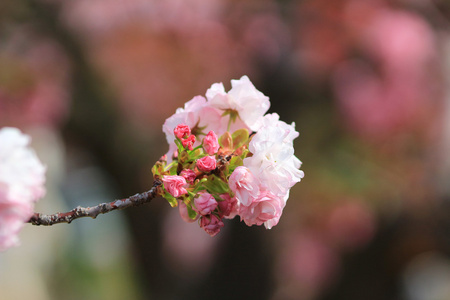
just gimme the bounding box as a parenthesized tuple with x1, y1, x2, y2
(29, 180, 162, 226)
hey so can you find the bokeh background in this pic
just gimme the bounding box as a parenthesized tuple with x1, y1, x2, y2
(2, 0, 450, 299)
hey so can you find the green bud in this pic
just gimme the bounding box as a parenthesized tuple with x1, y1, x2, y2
(219, 132, 233, 150)
(232, 128, 249, 150)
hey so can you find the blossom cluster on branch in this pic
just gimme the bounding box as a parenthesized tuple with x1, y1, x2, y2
(0, 75, 303, 251)
(0, 128, 46, 251)
(155, 76, 304, 236)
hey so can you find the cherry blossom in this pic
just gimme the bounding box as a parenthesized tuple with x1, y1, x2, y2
(196, 156, 217, 172)
(159, 76, 303, 236)
(194, 192, 218, 216)
(244, 113, 304, 198)
(162, 175, 188, 198)
(206, 75, 270, 131)
(239, 190, 284, 229)
(217, 193, 239, 219)
(180, 169, 196, 184)
(228, 166, 260, 206)
(162, 96, 224, 159)
(0, 127, 46, 251)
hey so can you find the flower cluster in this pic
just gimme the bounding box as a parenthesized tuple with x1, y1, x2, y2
(154, 76, 304, 236)
(0, 128, 46, 251)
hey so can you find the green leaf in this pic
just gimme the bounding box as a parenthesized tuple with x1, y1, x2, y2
(232, 128, 249, 150)
(188, 148, 204, 161)
(212, 194, 226, 202)
(202, 175, 230, 194)
(185, 202, 198, 220)
(168, 164, 178, 175)
(227, 156, 243, 176)
(163, 192, 178, 207)
(174, 139, 184, 154)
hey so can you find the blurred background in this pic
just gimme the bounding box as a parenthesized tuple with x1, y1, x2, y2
(1, 0, 450, 299)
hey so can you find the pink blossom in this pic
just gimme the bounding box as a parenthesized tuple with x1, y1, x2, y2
(178, 200, 198, 223)
(163, 96, 224, 160)
(0, 127, 46, 251)
(217, 193, 239, 219)
(206, 76, 270, 131)
(196, 156, 216, 172)
(200, 215, 224, 237)
(244, 113, 304, 198)
(162, 175, 188, 198)
(332, 9, 437, 141)
(174, 124, 191, 139)
(239, 190, 284, 229)
(194, 192, 218, 215)
(180, 169, 196, 184)
(327, 201, 375, 251)
(228, 166, 260, 206)
(0, 202, 33, 251)
(182, 135, 196, 150)
(202, 131, 219, 155)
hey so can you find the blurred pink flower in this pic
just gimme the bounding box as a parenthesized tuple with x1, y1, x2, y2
(178, 200, 198, 223)
(332, 8, 439, 141)
(0, 127, 46, 251)
(61, 0, 265, 130)
(326, 201, 376, 251)
(0, 202, 33, 252)
(0, 32, 71, 129)
(277, 232, 339, 296)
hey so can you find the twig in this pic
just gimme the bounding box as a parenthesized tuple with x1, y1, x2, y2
(29, 180, 162, 226)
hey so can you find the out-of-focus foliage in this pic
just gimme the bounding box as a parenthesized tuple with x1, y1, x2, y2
(1, 0, 450, 300)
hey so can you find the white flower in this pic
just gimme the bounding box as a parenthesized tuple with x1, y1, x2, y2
(244, 114, 304, 198)
(206, 75, 270, 131)
(0, 127, 46, 251)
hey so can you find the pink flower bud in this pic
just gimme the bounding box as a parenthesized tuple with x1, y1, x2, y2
(178, 200, 198, 223)
(203, 131, 220, 155)
(196, 156, 217, 172)
(174, 124, 191, 139)
(182, 135, 196, 150)
(194, 192, 218, 215)
(218, 193, 239, 219)
(180, 169, 196, 184)
(162, 175, 188, 198)
(200, 215, 224, 237)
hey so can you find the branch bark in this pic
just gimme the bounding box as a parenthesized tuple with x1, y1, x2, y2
(29, 180, 162, 226)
